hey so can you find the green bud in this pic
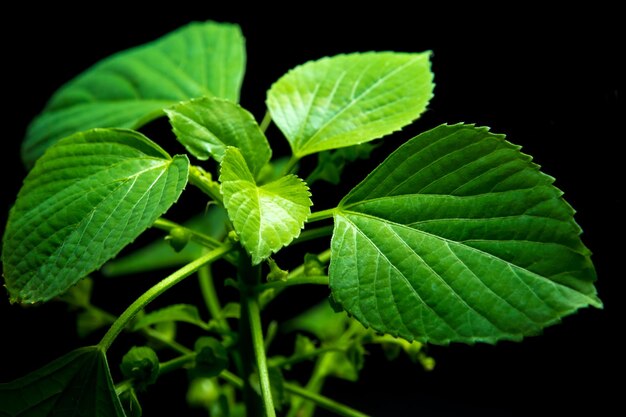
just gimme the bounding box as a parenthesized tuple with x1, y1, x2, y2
(190, 337, 229, 379)
(120, 346, 159, 388)
(187, 378, 220, 408)
(165, 227, 191, 252)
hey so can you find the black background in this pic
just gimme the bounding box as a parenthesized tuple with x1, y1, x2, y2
(0, 5, 622, 417)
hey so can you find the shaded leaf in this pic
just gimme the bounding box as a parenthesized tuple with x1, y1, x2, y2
(166, 97, 271, 176)
(0, 346, 125, 417)
(283, 300, 348, 342)
(23, 21, 245, 165)
(220, 147, 311, 264)
(2, 129, 189, 303)
(307, 143, 377, 185)
(267, 52, 433, 157)
(330, 124, 600, 345)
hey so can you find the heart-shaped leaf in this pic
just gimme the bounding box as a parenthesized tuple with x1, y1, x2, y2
(3, 129, 189, 303)
(330, 124, 600, 345)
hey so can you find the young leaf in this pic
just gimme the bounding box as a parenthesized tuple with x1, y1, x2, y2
(2, 129, 189, 303)
(330, 124, 600, 345)
(133, 304, 208, 331)
(166, 97, 271, 176)
(220, 147, 312, 264)
(0, 346, 125, 417)
(23, 21, 245, 165)
(267, 52, 433, 158)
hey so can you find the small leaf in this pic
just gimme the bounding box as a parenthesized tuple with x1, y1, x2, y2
(23, 21, 246, 165)
(2, 129, 189, 303)
(77, 309, 115, 338)
(267, 52, 433, 158)
(0, 346, 125, 417)
(330, 124, 601, 345)
(166, 97, 271, 176)
(267, 259, 289, 282)
(220, 147, 312, 264)
(133, 304, 208, 331)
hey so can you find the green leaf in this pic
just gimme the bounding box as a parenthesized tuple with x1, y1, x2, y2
(267, 52, 433, 158)
(0, 346, 125, 417)
(133, 304, 208, 331)
(23, 21, 246, 165)
(166, 97, 271, 176)
(330, 124, 600, 345)
(220, 147, 312, 264)
(2, 129, 189, 303)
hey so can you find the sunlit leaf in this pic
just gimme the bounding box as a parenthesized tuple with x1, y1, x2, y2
(330, 124, 600, 344)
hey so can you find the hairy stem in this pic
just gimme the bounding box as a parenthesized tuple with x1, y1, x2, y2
(98, 245, 232, 351)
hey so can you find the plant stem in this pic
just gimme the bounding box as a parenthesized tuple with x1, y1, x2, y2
(219, 370, 370, 417)
(292, 225, 334, 244)
(246, 294, 276, 417)
(158, 353, 197, 374)
(189, 165, 223, 204)
(270, 346, 342, 368)
(198, 264, 230, 331)
(260, 111, 272, 133)
(281, 155, 301, 177)
(98, 245, 232, 351)
(284, 383, 371, 417)
(153, 217, 223, 249)
(307, 208, 336, 223)
(259, 275, 329, 291)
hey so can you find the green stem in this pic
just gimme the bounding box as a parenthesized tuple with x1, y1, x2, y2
(98, 245, 232, 351)
(142, 327, 193, 355)
(259, 275, 329, 291)
(292, 225, 334, 244)
(158, 353, 197, 374)
(307, 208, 337, 223)
(189, 165, 223, 204)
(280, 155, 301, 177)
(284, 383, 371, 417)
(198, 264, 230, 332)
(153, 217, 223, 249)
(270, 346, 342, 368)
(218, 370, 369, 417)
(246, 295, 277, 417)
(260, 111, 272, 133)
